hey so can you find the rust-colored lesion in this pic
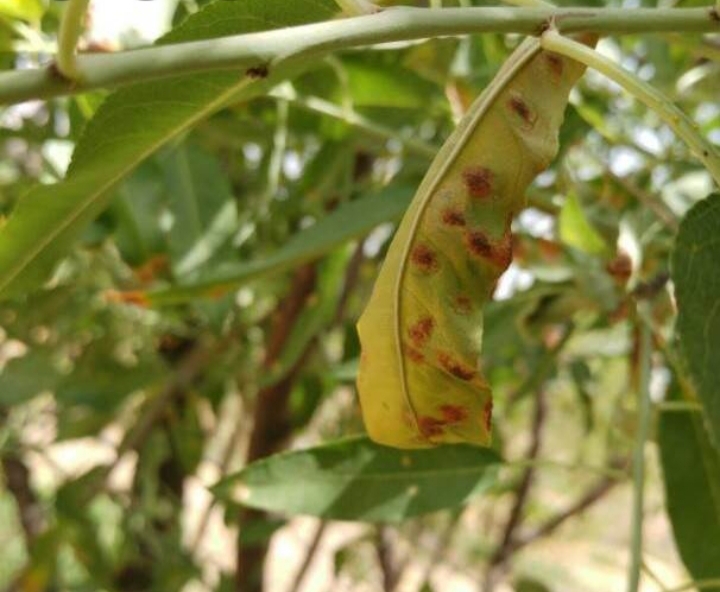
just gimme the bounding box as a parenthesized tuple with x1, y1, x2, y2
(439, 404, 469, 423)
(507, 93, 537, 128)
(452, 294, 473, 316)
(408, 316, 435, 347)
(464, 227, 513, 270)
(462, 166, 494, 199)
(418, 416, 445, 439)
(417, 404, 470, 440)
(404, 342, 425, 364)
(545, 53, 564, 81)
(410, 243, 440, 274)
(437, 351, 477, 381)
(441, 207, 466, 227)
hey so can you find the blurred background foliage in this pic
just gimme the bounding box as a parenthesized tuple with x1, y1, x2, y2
(0, 0, 719, 591)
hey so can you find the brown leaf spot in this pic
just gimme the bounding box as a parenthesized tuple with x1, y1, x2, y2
(465, 230, 493, 259)
(437, 351, 476, 381)
(465, 229, 513, 270)
(462, 167, 494, 199)
(545, 53, 564, 80)
(418, 416, 445, 439)
(483, 399, 493, 432)
(404, 343, 425, 364)
(439, 404, 469, 424)
(508, 94, 536, 128)
(408, 316, 434, 347)
(410, 243, 440, 274)
(452, 294, 473, 315)
(441, 207, 466, 227)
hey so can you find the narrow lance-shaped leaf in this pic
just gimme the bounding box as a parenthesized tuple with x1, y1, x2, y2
(145, 185, 413, 305)
(213, 436, 501, 523)
(0, 0, 338, 299)
(357, 37, 594, 449)
(671, 193, 720, 445)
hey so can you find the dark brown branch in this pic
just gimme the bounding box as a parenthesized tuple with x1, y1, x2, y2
(237, 263, 318, 592)
(483, 389, 547, 591)
(247, 264, 318, 464)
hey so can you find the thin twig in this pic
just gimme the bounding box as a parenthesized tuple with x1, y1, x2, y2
(607, 172, 679, 232)
(507, 475, 619, 553)
(508, 323, 573, 406)
(375, 526, 401, 592)
(641, 557, 671, 592)
(287, 521, 327, 592)
(415, 510, 465, 591)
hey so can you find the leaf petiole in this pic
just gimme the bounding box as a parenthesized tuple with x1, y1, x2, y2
(56, 0, 91, 81)
(540, 30, 720, 189)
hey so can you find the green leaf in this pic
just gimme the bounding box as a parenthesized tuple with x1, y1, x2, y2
(158, 143, 238, 277)
(0, 0, 43, 21)
(659, 410, 720, 580)
(0, 350, 60, 406)
(213, 436, 501, 522)
(0, 0, 337, 299)
(110, 160, 167, 267)
(558, 193, 608, 255)
(671, 194, 720, 444)
(55, 349, 163, 412)
(147, 185, 414, 304)
(341, 58, 438, 109)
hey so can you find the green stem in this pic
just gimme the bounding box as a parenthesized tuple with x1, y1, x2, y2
(626, 313, 653, 592)
(1, 6, 718, 106)
(540, 30, 720, 189)
(56, 0, 91, 81)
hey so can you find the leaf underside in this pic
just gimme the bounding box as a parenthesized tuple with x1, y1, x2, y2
(357, 37, 594, 449)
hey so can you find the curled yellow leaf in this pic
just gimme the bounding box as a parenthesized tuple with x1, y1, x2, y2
(357, 36, 595, 448)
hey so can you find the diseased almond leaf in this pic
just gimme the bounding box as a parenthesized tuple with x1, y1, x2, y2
(357, 37, 594, 448)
